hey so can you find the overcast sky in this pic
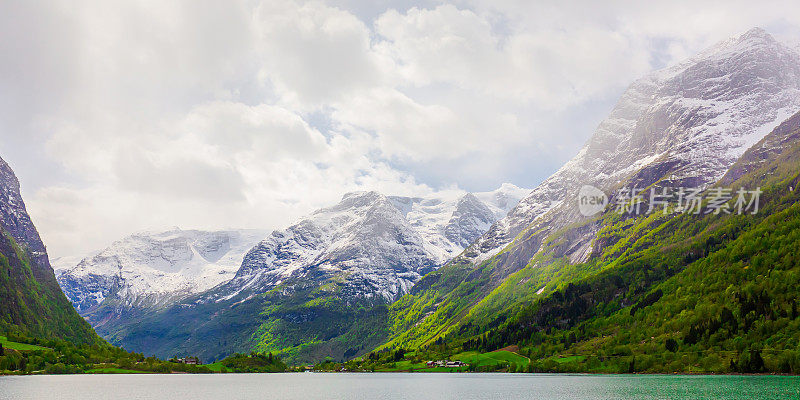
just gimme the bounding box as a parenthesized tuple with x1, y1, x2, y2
(2, 1, 800, 258)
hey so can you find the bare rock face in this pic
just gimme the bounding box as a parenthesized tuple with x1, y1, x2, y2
(0, 157, 50, 270)
(444, 193, 496, 249)
(461, 28, 800, 278)
(721, 110, 800, 184)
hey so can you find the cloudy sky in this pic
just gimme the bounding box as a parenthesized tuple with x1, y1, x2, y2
(2, 0, 800, 258)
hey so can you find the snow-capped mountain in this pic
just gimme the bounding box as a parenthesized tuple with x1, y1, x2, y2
(462, 28, 800, 271)
(209, 184, 528, 303)
(59, 184, 527, 361)
(56, 229, 269, 315)
(52, 183, 526, 355)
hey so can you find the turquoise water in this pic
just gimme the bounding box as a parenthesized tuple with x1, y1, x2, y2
(1, 373, 799, 399)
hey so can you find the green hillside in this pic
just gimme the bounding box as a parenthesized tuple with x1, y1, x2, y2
(247, 282, 391, 363)
(0, 231, 99, 345)
(107, 269, 393, 364)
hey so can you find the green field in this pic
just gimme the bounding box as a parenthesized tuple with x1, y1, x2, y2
(375, 359, 467, 372)
(452, 350, 529, 369)
(373, 350, 528, 372)
(85, 367, 150, 374)
(0, 336, 50, 352)
(375, 360, 432, 372)
(203, 362, 227, 372)
(553, 355, 586, 364)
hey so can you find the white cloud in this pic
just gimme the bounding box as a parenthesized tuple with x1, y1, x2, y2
(2, 0, 799, 258)
(332, 87, 523, 161)
(373, 5, 653, 108)
(375, 5, 499, 88)
(253, 0, 390, 108)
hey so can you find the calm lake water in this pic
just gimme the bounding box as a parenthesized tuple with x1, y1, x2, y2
(1, 373, 799, 400)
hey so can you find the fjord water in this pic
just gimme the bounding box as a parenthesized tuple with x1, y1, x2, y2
(1, 374, 799, 400)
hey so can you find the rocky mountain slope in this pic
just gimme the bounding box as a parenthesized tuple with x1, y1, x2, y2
(382, 27, 800, 349)
(0, 155, 98, 343)
(470, 27, 800, 267)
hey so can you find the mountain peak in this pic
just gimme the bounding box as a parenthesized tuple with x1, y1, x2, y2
(459, 192, 482, 203)
(738, 27, 772, 42)
(340, 190, 385, 203)
(342, 190, 378, 197)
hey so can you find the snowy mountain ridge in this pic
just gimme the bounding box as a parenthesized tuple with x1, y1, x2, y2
(56, 183, 529, 315)
(206, 184, 529, 303)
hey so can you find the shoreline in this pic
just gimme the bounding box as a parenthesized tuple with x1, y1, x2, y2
(4, 370, 800, 377)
